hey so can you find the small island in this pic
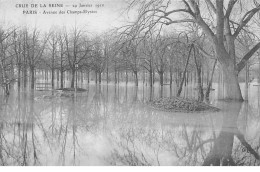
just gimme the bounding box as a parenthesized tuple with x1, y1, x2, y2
(147, 97, 220, 113)
(34, 87, 88, 101)
(56, 87, 88, 92)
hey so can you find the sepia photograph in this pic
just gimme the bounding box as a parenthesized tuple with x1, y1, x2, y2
(0, 0, 260, 167)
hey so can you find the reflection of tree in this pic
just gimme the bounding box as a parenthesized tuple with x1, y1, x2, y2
(0, 92, 41, 165)
(104, 99, 260, 166)
(108, 127, 152, 166)
(203, 102, 260, 166)
(1, 86, 260, 166)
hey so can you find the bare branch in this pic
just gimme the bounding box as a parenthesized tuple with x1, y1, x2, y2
(225, 0, 238, 18)
(237, 42, 260, 72)
(233, 5, 260, 38)
(205, 0, 217, 13)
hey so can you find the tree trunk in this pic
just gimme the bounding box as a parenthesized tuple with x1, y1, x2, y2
(95, 71, 98, 84)
(193, 47, 204, 102)
(118, 71, 120, 83)
(244, 62, 249, 101)
(46, 70, 49, 82)
(30, 67, 35, 90)
(61, 70, 64, 89)
(205, 60, 217, 100)
(75, 69, 78, 89)
(126, 70, 128, 84)
(57, 70, 59, 81)
(81, 71, 83, 83)
(177, 45, 193, 97)
(134, 71, 138, 86)
(222, 65, 243, 101)
(159, 71, 163, 87)
(175, 68, 179, 87)
(152, 70, 155, 84)
(114, 68, 117, 84)
(99, 72, 102, 84)
(18, 65, 21, 91)
(23, 67, 27, 89)
(107, 67, 109, 84)
(196, 68, 204, 102)
(71, 69, 75, 88)
(170, 67, 173, 88)
(165, 71, 168, 84)
(51, 68, 54, 89)
(143, 71, 145, 84)
(149, 70, 153, 87)
(185, 72, 188, 86)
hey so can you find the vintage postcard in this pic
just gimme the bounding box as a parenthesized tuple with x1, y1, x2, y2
(0, 0, 260, 167)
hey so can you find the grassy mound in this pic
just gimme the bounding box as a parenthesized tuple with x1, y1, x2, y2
(34, 89, 85, 101)
(147, 97, 220, 113)
(56, 88, 87, 92)
(34, 92, 74, 101)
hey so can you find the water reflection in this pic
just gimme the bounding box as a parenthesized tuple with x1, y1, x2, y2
(0, 84, 259, 166)
(203, 102, 259, 165)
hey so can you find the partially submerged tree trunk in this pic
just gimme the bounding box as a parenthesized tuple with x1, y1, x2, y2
(143, 71, 146, 84)
(244, 62, 249, 101)
(193, 47, 204, 102)
(95, 71, 98, 84)
(30, 67, 35, 90)
(87, 71, 90, 84)
(57, 70, 59, 82)
(51, 68, 54, 89)
(205, 60, 217, 100)
(177, 44, 193, 97)
(126, 70, 128, 84)
(170, 67, 173, 88)
(114, 68, 117, 84)
(75, 70, 78, 89)
(60, 70, 64, 89)
(99, 72, 102, 84)
(149, 69, 153, 87)
(71, 69, 75, 88)
(133, 70, 138, 86)
(0, 60, 10, 95)
(23, 65, 27, 89)
(107, 67, 109, 84)
(152, 70, 155, 84)
(159, 71, 163, 87)
(17, 65, 21, 91)
(222, 63, 243, 101)
(117, 71, 120, 83)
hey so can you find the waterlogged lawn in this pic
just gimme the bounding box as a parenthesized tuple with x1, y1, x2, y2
(0, 83, 259, 165)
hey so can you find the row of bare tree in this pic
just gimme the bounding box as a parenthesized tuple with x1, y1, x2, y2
(0, 26, 108, 94)
(0, 24, 219, 100)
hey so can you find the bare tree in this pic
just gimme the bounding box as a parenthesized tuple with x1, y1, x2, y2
(64, 27, 91, 88)
(45, 30, 59, 89)
(126, 0, 260, 101)
(0, 27, 15, 95)
(141, 33, 155, 87)
(90, 36, 106, 84)
(12, 30, 23, 91)
(153, 35, 170, 87)
(26, 28, 49, 90)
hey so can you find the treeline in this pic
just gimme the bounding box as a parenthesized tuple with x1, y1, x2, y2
(0, 25, 218, 100)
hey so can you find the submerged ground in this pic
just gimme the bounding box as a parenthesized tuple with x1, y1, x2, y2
(0, 81, 260, 166)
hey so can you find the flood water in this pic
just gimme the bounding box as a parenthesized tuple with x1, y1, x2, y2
(0, 82, 260, 166)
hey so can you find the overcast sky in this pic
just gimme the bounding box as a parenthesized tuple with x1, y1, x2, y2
(0, 0, 130, 33)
